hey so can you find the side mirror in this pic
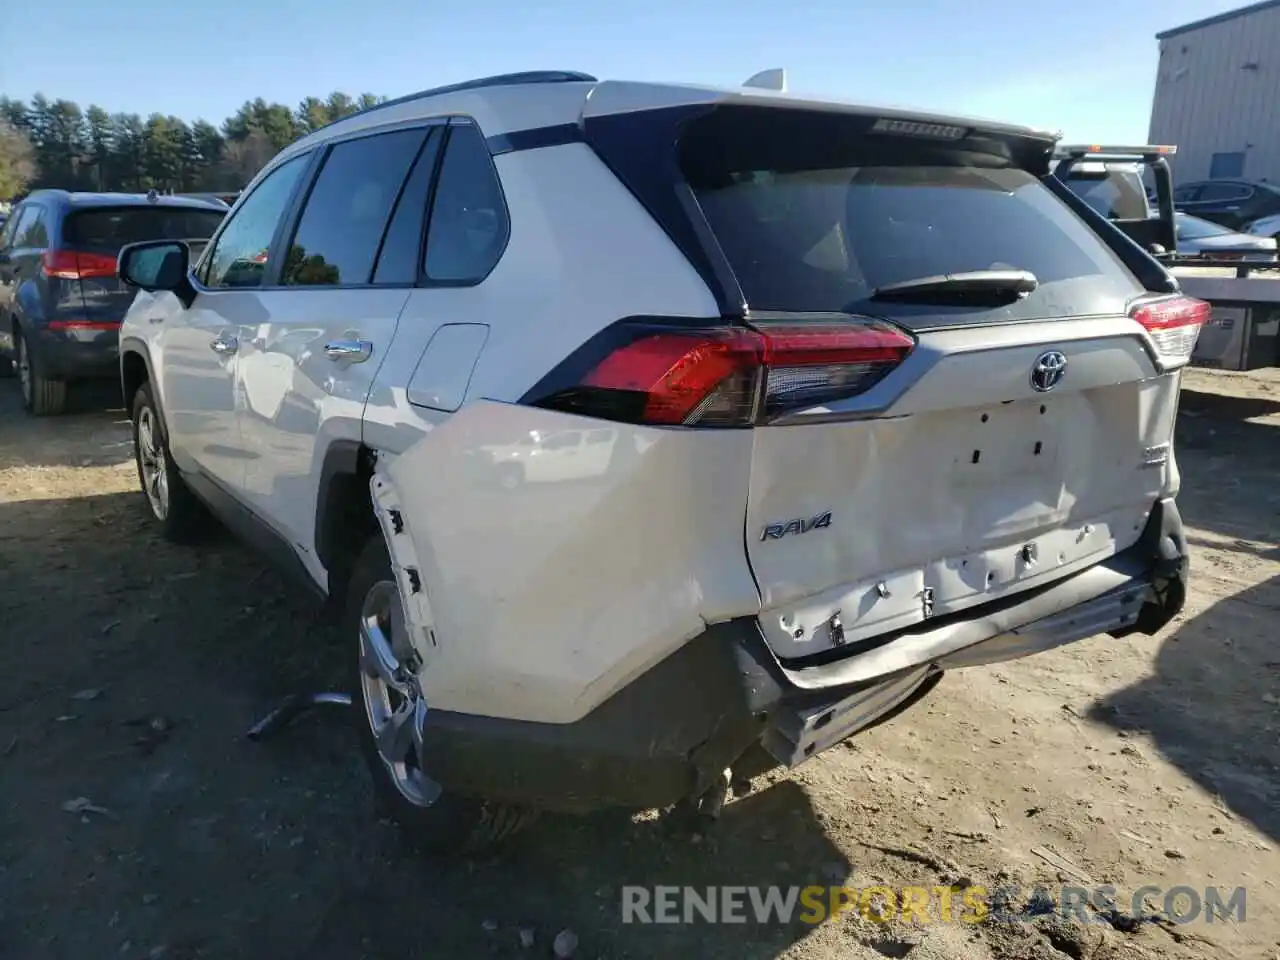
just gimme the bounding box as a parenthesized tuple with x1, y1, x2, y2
(0, 251, 10, 266)
(1149, 243, 1168, 256)
(118, 240, 195, 308)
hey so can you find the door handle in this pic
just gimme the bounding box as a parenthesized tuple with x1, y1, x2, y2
(210, 334, 239, 355)
(324, 339, 373, 363)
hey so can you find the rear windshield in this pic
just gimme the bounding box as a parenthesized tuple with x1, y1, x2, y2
(678, 109, 1142, 318)
(64, 206, 225, 251)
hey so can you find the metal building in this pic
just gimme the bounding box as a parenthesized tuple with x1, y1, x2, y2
(1148, 0, 1280, 183)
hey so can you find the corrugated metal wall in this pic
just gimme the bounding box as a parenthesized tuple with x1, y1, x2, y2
(1149, 3, 1280, 183)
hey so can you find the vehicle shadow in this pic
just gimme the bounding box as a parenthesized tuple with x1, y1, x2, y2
(1172, 391, 1279, 545)
(1089, 571, 1280, 846)
(1179, 385, 1280, 422)
(0, 491, 842, 960)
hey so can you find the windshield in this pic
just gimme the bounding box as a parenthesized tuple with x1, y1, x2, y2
(1176, 213, 1234, 240)
(64, 206, 225, 251)
(679, 109, 1141, 319)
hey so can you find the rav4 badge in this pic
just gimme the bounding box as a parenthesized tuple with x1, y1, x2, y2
(761, 511, 833, 541)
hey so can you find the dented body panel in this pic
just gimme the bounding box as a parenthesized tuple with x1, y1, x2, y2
(377, 400, 761, 724)
(746, 318, 1182, 661)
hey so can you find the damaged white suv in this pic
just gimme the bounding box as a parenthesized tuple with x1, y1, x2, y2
(117, 69, 1200, 853)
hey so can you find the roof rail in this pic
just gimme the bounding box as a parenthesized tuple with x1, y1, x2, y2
(312, 70, 598, 134)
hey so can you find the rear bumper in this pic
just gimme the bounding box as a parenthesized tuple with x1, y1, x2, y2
(24, 324, 120, 380)
(418, 497, 1189, 812)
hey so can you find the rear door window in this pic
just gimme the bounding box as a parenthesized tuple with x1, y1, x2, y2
(372, 127, 444, 285)
(64, 207, 225, 252)
(677, 107, 1143, 320)
(282, 128, 427, 286)
(0, 206, 30, 248)
(17, 207, 48, 248)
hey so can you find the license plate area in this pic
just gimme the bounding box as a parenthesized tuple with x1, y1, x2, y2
(949, 398, 1063, 485)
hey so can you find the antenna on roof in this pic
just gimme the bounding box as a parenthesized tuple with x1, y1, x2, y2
(742, 68, 787, 92)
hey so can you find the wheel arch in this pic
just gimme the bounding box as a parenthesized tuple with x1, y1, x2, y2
(120, 338, 163, 424)
(315, 439, 380, 599)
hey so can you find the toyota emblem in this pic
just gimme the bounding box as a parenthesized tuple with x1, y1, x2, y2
(1030, 350, 1068, 392)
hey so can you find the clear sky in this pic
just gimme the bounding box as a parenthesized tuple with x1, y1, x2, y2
(0, 0, 1254, 142)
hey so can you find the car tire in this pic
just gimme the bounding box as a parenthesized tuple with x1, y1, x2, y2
(131, 381, 209, 543)
(348, 535, 537, 855)
(15, 327, 68, 416)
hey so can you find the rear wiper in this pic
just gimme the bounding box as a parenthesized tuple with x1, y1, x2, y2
(870, 269, 1039, 305)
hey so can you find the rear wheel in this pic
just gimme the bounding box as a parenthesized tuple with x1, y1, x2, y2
(15, 327, 67, 416)
(131, 382, 209, 542)
(349, 536, 536, 855)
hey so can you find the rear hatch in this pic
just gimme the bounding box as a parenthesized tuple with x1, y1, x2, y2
(60, 204, 224, 326)
(583, 101, 1201, 661)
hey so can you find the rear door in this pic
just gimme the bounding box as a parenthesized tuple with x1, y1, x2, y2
(233, 124, 438, 558)
(61, 204, 225, 327)
(672, 107, 1186, 660)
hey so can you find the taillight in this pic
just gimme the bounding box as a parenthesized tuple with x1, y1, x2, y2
(1130, 295, 1211, 366)
(526, 319, 914, 427)
(41, 250, 118, 280)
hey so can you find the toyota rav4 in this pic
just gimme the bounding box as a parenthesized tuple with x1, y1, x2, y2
(116, 70, 1199, 854)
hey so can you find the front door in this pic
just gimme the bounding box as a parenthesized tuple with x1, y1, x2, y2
(159, 152, 311, 493)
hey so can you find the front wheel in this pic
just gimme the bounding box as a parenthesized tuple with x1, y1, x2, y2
(131, 382, 209, 542)
(348, 536, 536, 855)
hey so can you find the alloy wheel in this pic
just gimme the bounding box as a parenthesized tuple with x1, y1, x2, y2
(136, 406, 170, 520)
(358, 579, 441, 808)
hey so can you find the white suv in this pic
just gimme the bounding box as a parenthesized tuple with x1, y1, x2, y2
(116, 70, 1200, 853)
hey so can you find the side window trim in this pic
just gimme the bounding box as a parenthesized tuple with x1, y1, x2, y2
(369, 127, 443, 284)
(264, 119, 447, 290)
(417, 118, 512, 288)
(192, 148, 319, 291)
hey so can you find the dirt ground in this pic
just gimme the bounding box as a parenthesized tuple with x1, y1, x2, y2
(0, 367, 1276, 960)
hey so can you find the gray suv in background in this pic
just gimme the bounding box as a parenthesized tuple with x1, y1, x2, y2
(0, 191, 225, 414)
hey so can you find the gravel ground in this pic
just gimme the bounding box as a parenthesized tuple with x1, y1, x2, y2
(0, 368, 1276, 960)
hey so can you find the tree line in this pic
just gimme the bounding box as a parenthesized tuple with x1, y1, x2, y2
(0, 91, 388, 201)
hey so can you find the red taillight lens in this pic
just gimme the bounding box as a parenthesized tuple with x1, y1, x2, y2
(47, 320, 122, 331)
(1130, 295, 1211, 365)
(582, 328, 761, 425)
(41, 250, 118, 280)
(530, 319, 914, 427)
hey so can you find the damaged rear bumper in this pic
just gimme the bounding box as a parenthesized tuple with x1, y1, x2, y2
(418, 498, 1189, 813)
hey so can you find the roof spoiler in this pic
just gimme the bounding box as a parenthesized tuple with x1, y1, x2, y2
(1054, 144, 1177, 160)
